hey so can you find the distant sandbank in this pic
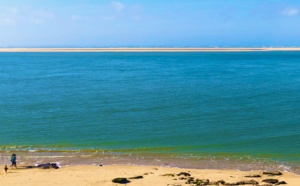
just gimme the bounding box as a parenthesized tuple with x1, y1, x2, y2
(1, 47, 300, 52)
(1, 165, 299, 186)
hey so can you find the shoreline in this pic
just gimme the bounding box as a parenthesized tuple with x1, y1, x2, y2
(1, 164, 299, 185)
(1, 151, 299, 175)
(1, 47, 300, 52)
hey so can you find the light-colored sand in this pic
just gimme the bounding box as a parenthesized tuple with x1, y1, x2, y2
(0, 47, 300, 52)
(0, 165, 299, 186)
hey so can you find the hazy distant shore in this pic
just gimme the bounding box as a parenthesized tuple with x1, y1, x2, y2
(1, 47, 300, 52)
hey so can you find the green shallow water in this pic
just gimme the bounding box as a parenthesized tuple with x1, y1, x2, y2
(0, 52, 299, 170)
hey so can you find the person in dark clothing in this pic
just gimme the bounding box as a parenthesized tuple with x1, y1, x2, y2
(11, 154, 17, 168)
(4, 165, 8, 173)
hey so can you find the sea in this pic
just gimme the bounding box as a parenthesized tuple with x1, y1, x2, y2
(0, 52, 299, 173)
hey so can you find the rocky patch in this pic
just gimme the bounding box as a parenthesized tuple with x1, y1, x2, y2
(160, 171, 288, 186)
(237, 179, 259, 185)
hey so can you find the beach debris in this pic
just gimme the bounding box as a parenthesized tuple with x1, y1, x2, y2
(129, 175, 143, 179)
(37, 163, 60, 169)
(98, 164, 103, 166)
(177, 172, 191, 176)
(245, 174, 261, 178)
(275, 181, 287, 185)
(112, 178, 130, 184)
(237, 179, 259, 185)
(263, 171, 282, 176)
(262, 178, 279, 184)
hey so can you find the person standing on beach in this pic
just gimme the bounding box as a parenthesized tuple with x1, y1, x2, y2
(4, 165, 8, 173)
(11, 154, 17, 168)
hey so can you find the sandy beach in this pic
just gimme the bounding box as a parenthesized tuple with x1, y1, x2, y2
(1, 0, 299, 185)
(1, 165, 299, 186)
(0, 48, 300, 52)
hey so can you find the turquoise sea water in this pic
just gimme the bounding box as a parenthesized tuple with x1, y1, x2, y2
(0, 52, 299, 172)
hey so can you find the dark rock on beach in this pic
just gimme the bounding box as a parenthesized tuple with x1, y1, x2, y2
(245, 174, 261, 178)
(237, 179, 259, 185)
(197, 179, 209, 185)
(187, 178, 210, 185)
(185, 177, 194, 184)
(262, 178, 279, 184)
(162, 173, 175, 177)
(223, 182, 239, 186)
(177, 172, 191, 177)
(43, 165, 51, 169)
(51, 163, 60, 169)
(112, 178, 130, 184)
(276, 181, 287, 185)
(263, 171, 282, 176)
(37, 163, 59, 169)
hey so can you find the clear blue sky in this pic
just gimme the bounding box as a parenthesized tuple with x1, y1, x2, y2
(0, 0, 299, 47)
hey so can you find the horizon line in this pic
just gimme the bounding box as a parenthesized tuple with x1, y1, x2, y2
(1, 47, 300, 52)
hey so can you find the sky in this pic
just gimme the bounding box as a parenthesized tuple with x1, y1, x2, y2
(0, 0, 299, 47)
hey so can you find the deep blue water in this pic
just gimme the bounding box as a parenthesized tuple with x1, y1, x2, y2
(0, 52, 299, 166)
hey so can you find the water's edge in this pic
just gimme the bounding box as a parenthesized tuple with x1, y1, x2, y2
(1, 149, 299, 174)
